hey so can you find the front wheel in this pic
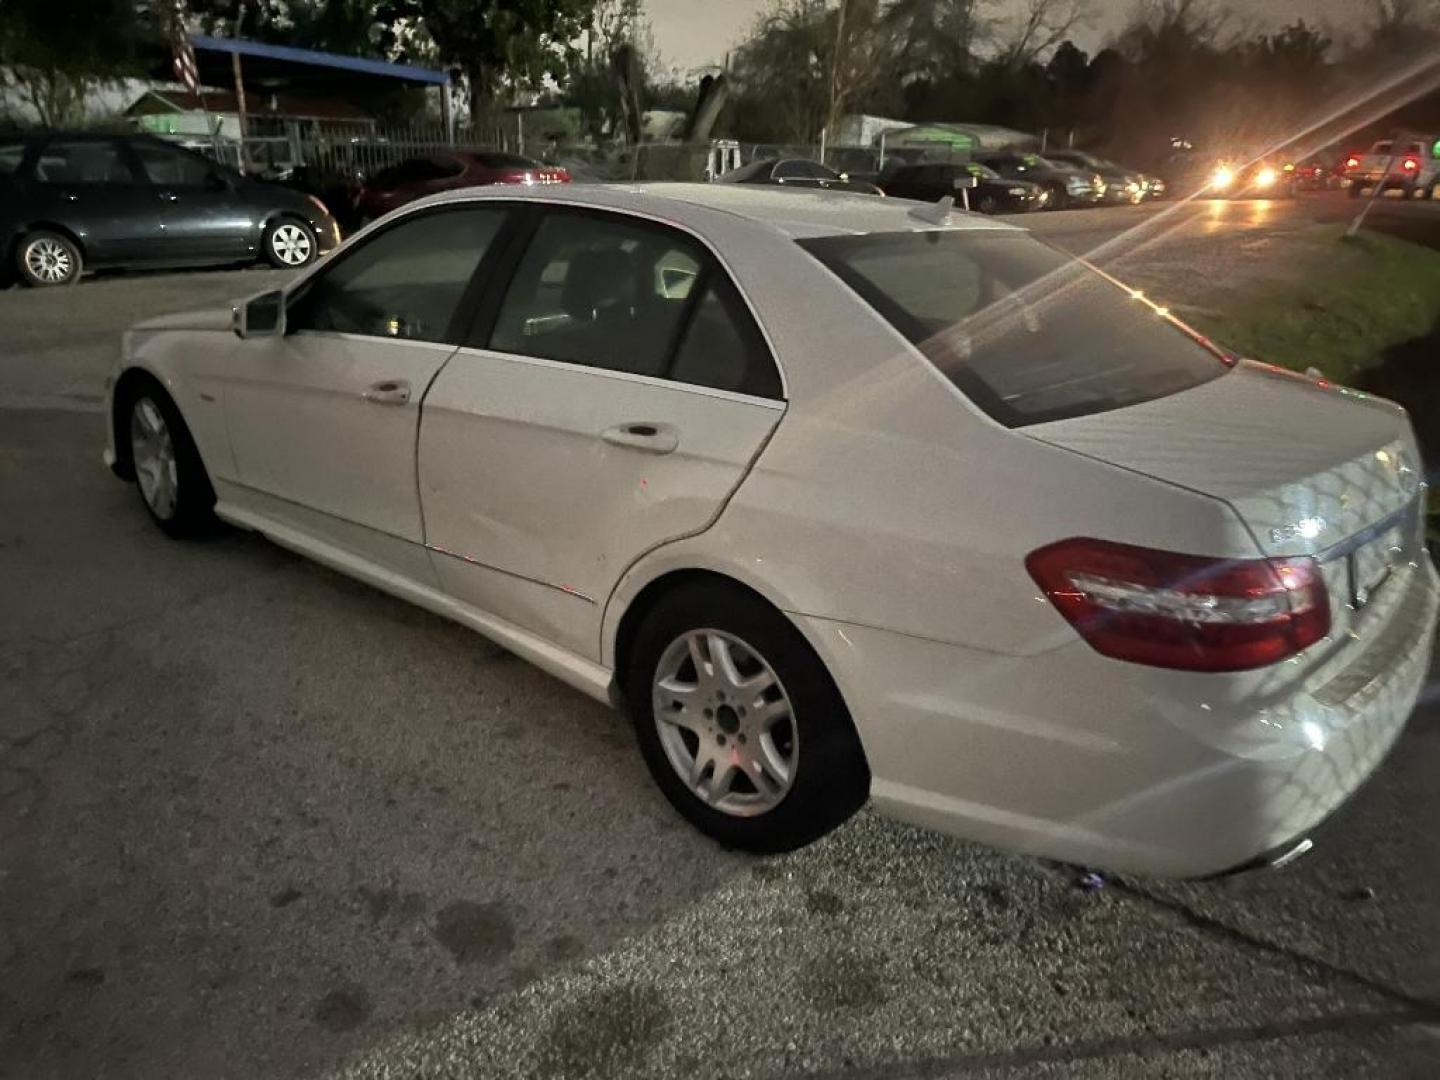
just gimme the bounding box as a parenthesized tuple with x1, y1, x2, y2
(263, 217, 318, 269)
(126, 387, 216, 537)
(627, 582, 869, 853)
(977, 193, 998, 214)
(17, 231, 82, 287)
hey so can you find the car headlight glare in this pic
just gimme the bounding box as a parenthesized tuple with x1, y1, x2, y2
(1255, 166, 1277, 188)
(1210, 166, 1234, 190)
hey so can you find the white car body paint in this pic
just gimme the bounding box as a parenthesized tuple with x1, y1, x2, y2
(107, 183, 1437, 877)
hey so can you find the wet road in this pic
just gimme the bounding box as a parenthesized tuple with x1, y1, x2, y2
(2, 190, 1439, 1079)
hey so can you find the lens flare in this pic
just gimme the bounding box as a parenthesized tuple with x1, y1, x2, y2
(1210, 166, 1234, 190)
(1255, 166, 1278, 188)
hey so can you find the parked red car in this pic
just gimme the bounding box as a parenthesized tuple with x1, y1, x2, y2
(354, 151, 569, 223)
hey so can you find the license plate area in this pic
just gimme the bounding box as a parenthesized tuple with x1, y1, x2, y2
(1348, 527, 1403, 609)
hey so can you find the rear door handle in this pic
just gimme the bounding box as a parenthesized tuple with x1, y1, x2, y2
(363, 379, 411, 405)
(601, 422, 678, 455)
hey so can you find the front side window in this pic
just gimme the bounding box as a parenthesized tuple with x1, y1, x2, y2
(487, 210, 782, 397)
(33, 140, 134, 184)
(287, 207, 506, 343)
(133, 142, 213, 187)
(800, 230, 1226, 427)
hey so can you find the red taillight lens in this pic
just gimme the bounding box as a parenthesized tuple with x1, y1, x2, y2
(1026, 538, 1329, 672)
(1345, 156, 1360, 168)
(1403, 157, 1418, 171)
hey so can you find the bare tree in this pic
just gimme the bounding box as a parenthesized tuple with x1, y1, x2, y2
(998, 0, 1092, 68)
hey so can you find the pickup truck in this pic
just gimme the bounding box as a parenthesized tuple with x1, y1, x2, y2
(1343, 136, 1438, 199)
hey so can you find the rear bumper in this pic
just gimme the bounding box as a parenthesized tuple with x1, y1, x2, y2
(801, 559, 1437, 878)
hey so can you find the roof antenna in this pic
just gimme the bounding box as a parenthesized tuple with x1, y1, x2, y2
(908, 195, 954, 226)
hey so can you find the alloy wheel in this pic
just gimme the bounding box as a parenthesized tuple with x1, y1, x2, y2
(270, 224, 313, 266)
(130, 397, 178, 520)
(651, 629, 798, 817)
(24, 238, 74, 283)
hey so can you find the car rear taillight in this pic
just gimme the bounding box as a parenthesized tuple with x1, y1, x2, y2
(1403, 157, 1419, 172)
(1026, 538, 1329, 672)
(1345, 156, 1360, 168)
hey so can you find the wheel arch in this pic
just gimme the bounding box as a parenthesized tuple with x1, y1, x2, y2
(9, 221, 87, 273)
(606, 563, 851, 721)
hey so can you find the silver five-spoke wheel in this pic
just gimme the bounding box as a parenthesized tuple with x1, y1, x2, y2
(652, 629, 798, 817)
(269, 223, 313, 266)
(25, 237, 75, 283)
(130, 397, 179, 521)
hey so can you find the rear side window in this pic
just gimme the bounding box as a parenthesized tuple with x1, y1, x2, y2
(671, 275, 781, 398)
(33, 140, 134, 183)
(486, 209, 782, 398)
(799, 230, 1226, 427)
(0, 142, 25, 176)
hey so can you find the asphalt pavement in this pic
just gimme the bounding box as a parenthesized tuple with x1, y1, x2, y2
(3, 191, 1439, 1079)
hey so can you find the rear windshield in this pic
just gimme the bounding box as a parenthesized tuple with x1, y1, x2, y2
(474, 152, 539, 169)
(798, 230, 1227, 427)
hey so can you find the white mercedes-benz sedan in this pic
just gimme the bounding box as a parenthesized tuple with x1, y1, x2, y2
(104, 183, 1436, 878)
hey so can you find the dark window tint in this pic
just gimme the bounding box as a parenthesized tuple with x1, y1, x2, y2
(799, 230, 1225, 427)
(372, 157, 453, 186)
(716, 159, 773, 183)
(0, 142, 25, 176)
(288, 208, 505, 343)
(33, 140, 133, 183)
(774, 159, 835, 180)
(671, 275, 781, 398)
(133, 141, 213, 187)
(472, 152, 537, 170)
(488, 211, 705, 378)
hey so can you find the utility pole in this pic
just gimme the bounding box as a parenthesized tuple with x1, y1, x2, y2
(232, 1, 251, 173)
(824, 0, 851, 164)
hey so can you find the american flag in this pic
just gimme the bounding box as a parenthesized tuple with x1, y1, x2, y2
(169, 1, 200, 95)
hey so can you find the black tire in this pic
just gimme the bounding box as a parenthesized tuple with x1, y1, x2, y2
(121, 382, 216, 538)
(626, 581, 870, 853)
(977, 194, 999, 214)
(1047, 185, 1068, 210)
(262, 216, 319, 269)
(16, 230, 82, 287)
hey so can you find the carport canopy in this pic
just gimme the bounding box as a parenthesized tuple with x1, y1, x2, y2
(181, 34, 449, 97)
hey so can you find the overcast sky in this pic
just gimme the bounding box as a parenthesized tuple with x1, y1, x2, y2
(645, 0, 1369, 74)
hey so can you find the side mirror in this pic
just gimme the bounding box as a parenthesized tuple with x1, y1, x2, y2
(233, 289, 286, 338)
(953, 175, 980, 189)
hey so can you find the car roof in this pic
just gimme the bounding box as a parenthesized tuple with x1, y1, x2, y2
(411, 181, 1023, 240)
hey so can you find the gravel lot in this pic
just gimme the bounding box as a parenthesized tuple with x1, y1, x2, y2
(2, 193, 1438, 1079)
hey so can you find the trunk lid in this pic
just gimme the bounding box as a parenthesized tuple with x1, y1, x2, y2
(1024, 361, 1425, 645)
(1025, 361, 1421, 558)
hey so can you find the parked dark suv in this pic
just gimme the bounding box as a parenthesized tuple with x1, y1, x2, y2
(0, 132, 340, 286)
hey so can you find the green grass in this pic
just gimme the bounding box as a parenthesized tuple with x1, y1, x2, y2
(1185, 226, 1440, 385)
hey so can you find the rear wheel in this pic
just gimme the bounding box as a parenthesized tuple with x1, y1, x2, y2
(977, 193, 998, 214)
(627, 582, 869, 853)
(17, 231, 82, 287)
(125, 386, 215, 537)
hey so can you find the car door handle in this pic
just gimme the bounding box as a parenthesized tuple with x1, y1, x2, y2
(601, 423, 678, 454)
(158, 190, 180, 202)
(61, 191, 79, 202)
(363, 380, 411, 405)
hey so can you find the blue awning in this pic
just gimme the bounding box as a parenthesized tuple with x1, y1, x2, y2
(188, 34, 449, 87)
